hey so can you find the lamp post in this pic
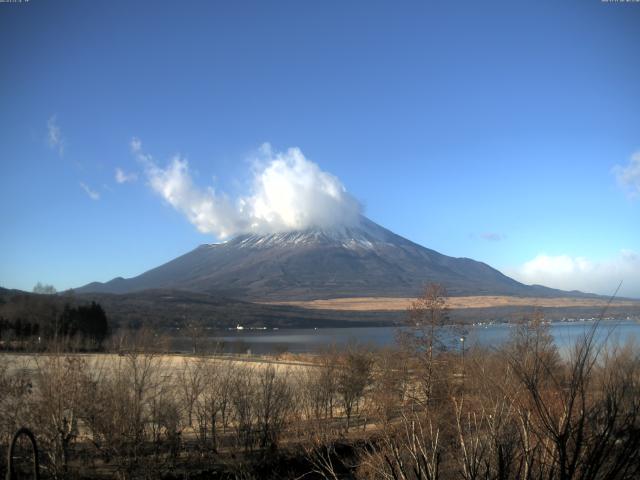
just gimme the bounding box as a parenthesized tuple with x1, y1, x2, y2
(460, 336, 465, 379)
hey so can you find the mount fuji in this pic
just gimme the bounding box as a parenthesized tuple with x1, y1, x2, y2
(78, 216, 572, 300)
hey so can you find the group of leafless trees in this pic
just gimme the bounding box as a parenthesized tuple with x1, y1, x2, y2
(0, 285, 639, 480)
(356, 285, 640, 480)
(0, 327, 377, 479)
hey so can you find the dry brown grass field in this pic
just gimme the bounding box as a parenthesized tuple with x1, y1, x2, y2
(265, 295, 640, 311)
(0, 352, 316, 377)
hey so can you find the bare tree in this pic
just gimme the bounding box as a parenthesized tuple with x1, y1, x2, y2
(177, 356, 205, 428)
(230, 365, 256, 452)
(0, 357, 33, 474)
(77, 330, 166, 479)
(337, 345, 373, 432)
(194, 358, 235, 452)
(505, 310, 640, 480)
(254, 364, 292, 449)
(400, 283, 450, 405)
(28, 355, 88, 478)
(300, 360, 338, 427)
(184, 321, 205, 355)
(304, 436, 351, 480)
(33, 282, 57, 295)
(358, 407, 441, 480)
(369, 347, 410, 426)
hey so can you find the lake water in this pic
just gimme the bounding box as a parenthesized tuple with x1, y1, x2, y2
(173, 319, 640, 355)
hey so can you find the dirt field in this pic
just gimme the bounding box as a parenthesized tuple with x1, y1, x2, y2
(265, 295, 640, 311)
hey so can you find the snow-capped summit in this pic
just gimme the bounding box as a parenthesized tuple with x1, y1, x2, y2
(227, 216, 395, 251)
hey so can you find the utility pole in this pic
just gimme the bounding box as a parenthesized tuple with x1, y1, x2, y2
(460, 336, 465, 381)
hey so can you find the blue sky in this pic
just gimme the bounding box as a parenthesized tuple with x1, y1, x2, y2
(1, 0, 639, 297)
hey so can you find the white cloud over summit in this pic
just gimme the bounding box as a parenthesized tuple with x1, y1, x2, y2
(244, 144, 361, 233)
(132, 140, 362, 239)
(507, 250, 640, 298)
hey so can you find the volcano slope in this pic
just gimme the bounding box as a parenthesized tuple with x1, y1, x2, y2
(78, 216, 582, 301)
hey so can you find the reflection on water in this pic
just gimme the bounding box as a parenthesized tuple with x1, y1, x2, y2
(172, 320, 640, 355)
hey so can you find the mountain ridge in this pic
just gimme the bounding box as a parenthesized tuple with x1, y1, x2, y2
(77, 216, 596, 300)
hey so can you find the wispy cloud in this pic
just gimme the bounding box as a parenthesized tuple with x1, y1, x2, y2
(47, 115, 65, 157)
(115, 168, 138, 184)
(613, 150, 640, 198)
(131, 137, 142, 154)
(480, 232, 505, 242)
(79, 182, 100, 201)
(506, 250, 640, 298)
(132, 139, 362, 239)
